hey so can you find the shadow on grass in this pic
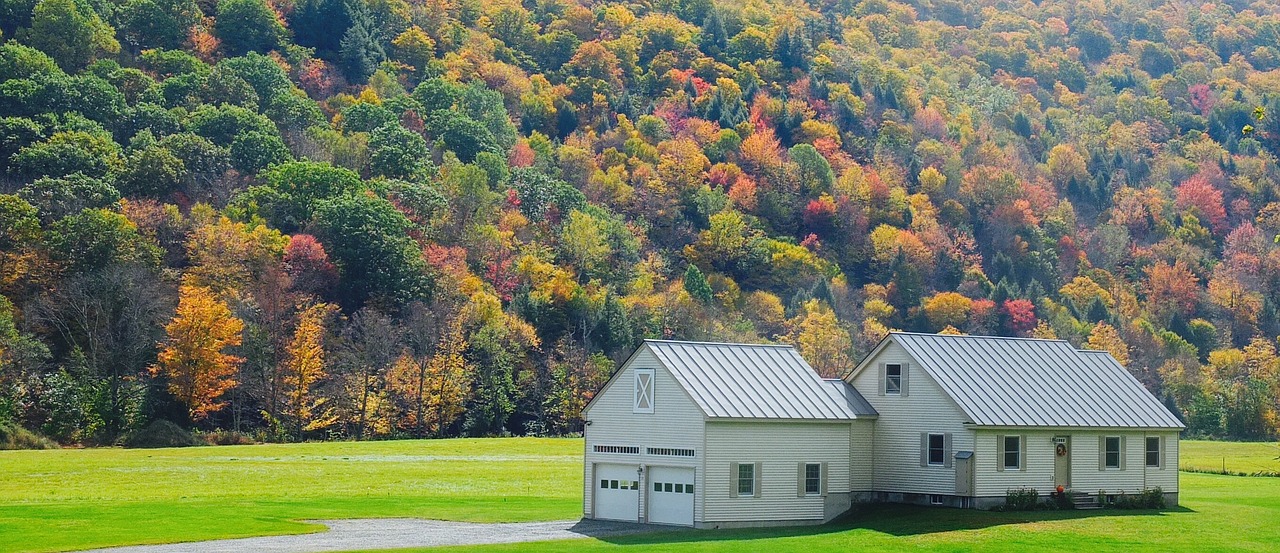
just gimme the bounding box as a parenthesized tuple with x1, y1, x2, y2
(583, 503, 1196, 546)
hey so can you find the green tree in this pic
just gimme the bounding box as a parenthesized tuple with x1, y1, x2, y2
(338, 0, 385, 83)
(18, 0, 119, 71)
(116, 144, 187, 197)
(368, 124, 429, 178)
(0, 41, 60, 81)
(230, 130, 291, 174)
(17, 173, 120, 222)
(683, 264, 713, 304)
(313, 193, 431, 309)
(118, 0, 202, 52)
(215, 0, 285, 56)
(45, 208, 162, 273)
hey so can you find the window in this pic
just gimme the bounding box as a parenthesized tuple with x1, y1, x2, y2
(1146, 437, 1161, 467)
(929, 494, 944, 505)
(804, 463, 821, 495)
(633, 369, 654, 413)
(885, 363, 902, 394)
(1003, 435, 1021, 470)
(737, 463, 754, 496)
(927, 434, 946, 466)
(1105, 436, 1121, 468)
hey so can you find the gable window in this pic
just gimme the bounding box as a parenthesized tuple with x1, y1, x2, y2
(1105, 436, 1122, 469)
(737, 463, 755, 496)
(885, 363, 902, 395)
(1146, 437, 1161, 468)
(1003, 436, 1021, 470)
(928, 434, 946, 466)
(804, 463, 821, 495)
(633, 369, 654, 414)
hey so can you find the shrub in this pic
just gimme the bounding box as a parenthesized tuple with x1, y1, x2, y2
(1099, 487, 1165, 509)
(0, 421, 59, 450)
(122, 420, 201, 448)
(199, 429, 255, 446)
(1003, 487, 1041, 511)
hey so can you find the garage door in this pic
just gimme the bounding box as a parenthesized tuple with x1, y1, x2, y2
(593, 464, 639, 522)
(647, 466, 695, 526)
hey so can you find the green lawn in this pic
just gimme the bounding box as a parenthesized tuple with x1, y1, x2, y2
(0, 439, 583, 553)
(2, 438, 1279, 553)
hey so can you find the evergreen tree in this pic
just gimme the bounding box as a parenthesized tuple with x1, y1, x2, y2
(684, 264, 713, 304)
(339, 0, 386, 84)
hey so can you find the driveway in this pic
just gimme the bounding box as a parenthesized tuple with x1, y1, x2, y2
(78, 519, 673, 553)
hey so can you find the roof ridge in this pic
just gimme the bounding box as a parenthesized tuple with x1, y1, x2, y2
(643, 339, 793, 348)
(891, 331, 1069, 344)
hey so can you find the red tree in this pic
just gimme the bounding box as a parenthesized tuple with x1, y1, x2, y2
(1176, 174, 1227, 233)
(1001, 299, 1037, 336)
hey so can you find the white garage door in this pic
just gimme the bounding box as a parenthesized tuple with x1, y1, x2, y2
(647, 466, 695, 526)
(593, 464, 639, 522)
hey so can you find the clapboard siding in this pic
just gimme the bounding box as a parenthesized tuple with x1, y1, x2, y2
(849, 342, 974, 495)
(849, 420, 874, 491)
(582, 347, 706, 520)
(702, 421, 849, 522)
(1067, 430, 1178, 494)
(972, 430, 1179, 496)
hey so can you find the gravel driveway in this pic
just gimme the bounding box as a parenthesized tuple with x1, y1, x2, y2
(77, 519, 674, 553)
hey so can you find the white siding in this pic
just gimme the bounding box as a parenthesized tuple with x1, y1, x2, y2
(702, 421, 849, 523)
(849, 420, 874, 491)
(582, 347, 706, 521)
(973, 430, 1179, 497)
(849, 342, 974, 495)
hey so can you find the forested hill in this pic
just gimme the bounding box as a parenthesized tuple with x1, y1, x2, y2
(1, 0, 1280, 445)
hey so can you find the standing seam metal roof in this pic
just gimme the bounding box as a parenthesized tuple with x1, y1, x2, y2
(888, 332, 1184, 429)
(644, 340, 877, 420)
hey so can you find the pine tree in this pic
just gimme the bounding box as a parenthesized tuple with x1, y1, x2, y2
(339, 0, 386, 84)
(683, 264, 713, 304)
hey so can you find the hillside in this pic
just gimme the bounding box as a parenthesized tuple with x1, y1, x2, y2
(1, 0, 1279, 444)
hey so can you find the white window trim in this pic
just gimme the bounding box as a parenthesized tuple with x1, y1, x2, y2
(1145, 436, 1161, 468)
(927, 433, 946, 467)
(633, 368, 654, 414)
(885, 363, 903, 395)
(1003, 435, 1022, 470)
(803, 463, 821, 496)
(736, 462, 756, 497)
(1104, 436, 1123, 469)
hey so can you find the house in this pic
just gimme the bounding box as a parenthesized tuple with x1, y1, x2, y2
(581, 333, 1183, 528)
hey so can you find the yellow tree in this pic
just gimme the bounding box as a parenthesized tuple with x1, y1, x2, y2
(922, 292, 972, 331)
(155, 285, 244, 420)
(388, 316, 470, 437)
(1086, 321, 1130, 367)
(791, 299, 853, 378)
(281, 302, 339, 438)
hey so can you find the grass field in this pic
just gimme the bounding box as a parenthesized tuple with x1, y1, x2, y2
(1180, 439, 1280, 474)
(1, 439, 1278, 552)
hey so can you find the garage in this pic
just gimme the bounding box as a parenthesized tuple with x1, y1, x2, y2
(593, 463, 639, 522)
(647, 466, 695, 526)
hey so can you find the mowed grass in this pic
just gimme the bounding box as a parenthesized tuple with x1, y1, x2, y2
(1180, 439, 1280, 474)
(0, 438, 583, 553)
(3, 439, 1280, 553)
(376, 473, 1280, 553)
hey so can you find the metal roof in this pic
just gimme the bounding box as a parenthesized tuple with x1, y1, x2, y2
(645, 340, 876, 420)
(887, 332, 1184, 429)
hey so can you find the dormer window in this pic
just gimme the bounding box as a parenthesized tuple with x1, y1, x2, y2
(633, 368, 654, 413)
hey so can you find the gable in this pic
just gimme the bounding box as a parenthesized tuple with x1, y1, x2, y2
(583, 343, 705, 420)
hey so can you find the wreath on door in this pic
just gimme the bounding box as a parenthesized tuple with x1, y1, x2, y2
(1055, 443, 1067, 457)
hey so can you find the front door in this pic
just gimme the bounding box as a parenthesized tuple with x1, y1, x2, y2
(1053, 436, 1071, 489)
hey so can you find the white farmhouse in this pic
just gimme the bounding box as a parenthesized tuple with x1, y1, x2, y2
(581, 333, 1183, 528)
